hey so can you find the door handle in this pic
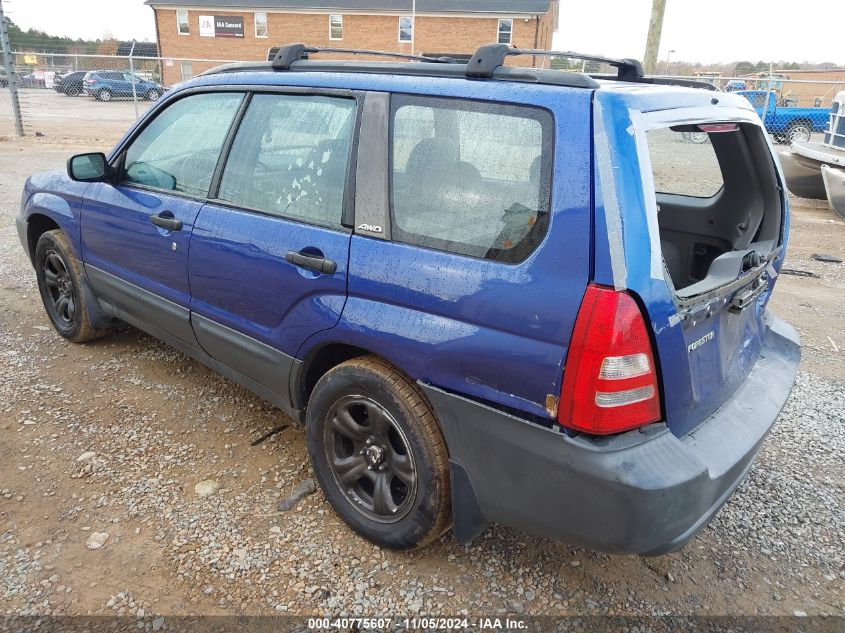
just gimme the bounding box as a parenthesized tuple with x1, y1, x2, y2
(285, 250, 337, 274)
(150, 214, 183, 231)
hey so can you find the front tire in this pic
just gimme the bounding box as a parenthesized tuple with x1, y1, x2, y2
(307, 356, 451, 550)
(34, 230, 105, 343)
(65, 87, 80, 97)
(146, 89, 160, 101)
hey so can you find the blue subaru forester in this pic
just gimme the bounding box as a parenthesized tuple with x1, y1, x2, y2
(17, 44, 800, 554)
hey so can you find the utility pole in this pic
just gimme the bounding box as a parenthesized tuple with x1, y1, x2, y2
(0, 0, 23, 136)
(128, 39, 139, 119)
(642, 0, 667, 75)
(411, 0, 416, 56)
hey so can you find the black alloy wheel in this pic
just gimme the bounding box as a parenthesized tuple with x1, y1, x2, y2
(34, 229, 107, 343)
(324, 394, 418, 522)
(41, 248, 76, 328)
(306, 355, 451, 549)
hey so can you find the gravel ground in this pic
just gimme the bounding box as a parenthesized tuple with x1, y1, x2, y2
(0, 88, 149, 142)
(0, 139, 843, 622)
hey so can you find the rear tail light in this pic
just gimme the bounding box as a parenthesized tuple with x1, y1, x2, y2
(558, 284, 661, 435)
(697, 123, 738, 133)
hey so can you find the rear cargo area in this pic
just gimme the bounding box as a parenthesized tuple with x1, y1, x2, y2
(646, 123, 783, 297)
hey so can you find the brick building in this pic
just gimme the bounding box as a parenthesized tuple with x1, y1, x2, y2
(146, 0, 559, 85)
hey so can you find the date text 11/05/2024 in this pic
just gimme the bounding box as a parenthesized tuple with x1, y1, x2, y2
(307, 618, 527, 630)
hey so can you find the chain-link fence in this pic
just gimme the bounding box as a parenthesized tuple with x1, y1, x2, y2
(0, 50, 843, 146)
(662, 73, 842, 145)
(0, 52, 238, 141)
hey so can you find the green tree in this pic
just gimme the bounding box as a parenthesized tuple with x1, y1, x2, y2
(4, 17, 100, 54)
(734, 61, 755, 74)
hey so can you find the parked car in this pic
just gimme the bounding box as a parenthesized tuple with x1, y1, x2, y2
(724, 79, 747, 92)
(737, 89, 831, 143)
(54, 71, 87, 97)
(17, 43, 799, 554)
(82, 70, 162, 102)
(19, 72, 47, 89)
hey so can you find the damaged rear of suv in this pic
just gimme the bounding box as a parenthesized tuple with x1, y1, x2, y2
(443, 66, 800, 555)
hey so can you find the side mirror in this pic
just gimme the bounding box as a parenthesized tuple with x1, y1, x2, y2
(67, 152, 112, 182)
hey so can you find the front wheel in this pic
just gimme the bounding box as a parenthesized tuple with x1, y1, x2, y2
(306, 356, 451, 550)
(34, 230, 106, 343)
(65, 87, 80, 97)
(146, 89, 160, 101)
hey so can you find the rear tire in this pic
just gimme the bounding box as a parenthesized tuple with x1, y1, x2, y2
(306, 356, 451, 550)
(97, 89, 112, 102)
(786, 121, 812, 144)
(34, 230, 106, 343)
(146, 89, 160, 101)
(682, 131, 709, 144)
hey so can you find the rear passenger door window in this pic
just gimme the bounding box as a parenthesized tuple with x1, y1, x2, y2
(390, 95, 553, 263)
(121, 92, 244, 196)
(217, 93, 358, 227)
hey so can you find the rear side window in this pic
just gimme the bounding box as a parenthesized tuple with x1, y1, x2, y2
(646, 128, 724, 198)
(218, 94, 357, 227)
(121, 92, 244, 196)
(390, 95, 553, 263)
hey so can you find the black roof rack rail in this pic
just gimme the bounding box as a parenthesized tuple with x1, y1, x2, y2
(467, 44, 644, 82)
(271, 43, 457, 70)
(201, 42, 714, 93)
(201, 42, 600, 90)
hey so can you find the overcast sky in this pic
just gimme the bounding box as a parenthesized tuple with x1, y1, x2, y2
(4, 0, 844, 65)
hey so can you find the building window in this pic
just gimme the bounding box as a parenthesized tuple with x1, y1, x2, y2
(497, 18, 512, 44)
(180, 61, 193, 82)
(254, 12, 268, 38)
(399, 16, 413, 42)
(177, 10, 190, 35)
(329, 14, 343, 40)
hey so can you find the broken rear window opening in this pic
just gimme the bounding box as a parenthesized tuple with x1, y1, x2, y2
(645, 122, 783, 298)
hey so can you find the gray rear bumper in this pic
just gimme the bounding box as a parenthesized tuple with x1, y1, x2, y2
(422, 313, 800, 555)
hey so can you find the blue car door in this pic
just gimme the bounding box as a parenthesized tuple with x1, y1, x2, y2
(187, 91, 359, 407)
(80, 91, 245, 343)
(104, 71, 127, 96)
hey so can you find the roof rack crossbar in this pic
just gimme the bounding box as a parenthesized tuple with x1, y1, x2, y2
(271, 43, 456, 70)
(466, 44, 644, 82)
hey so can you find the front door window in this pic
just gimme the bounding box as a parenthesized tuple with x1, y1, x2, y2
(120, 92, 244, 197)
